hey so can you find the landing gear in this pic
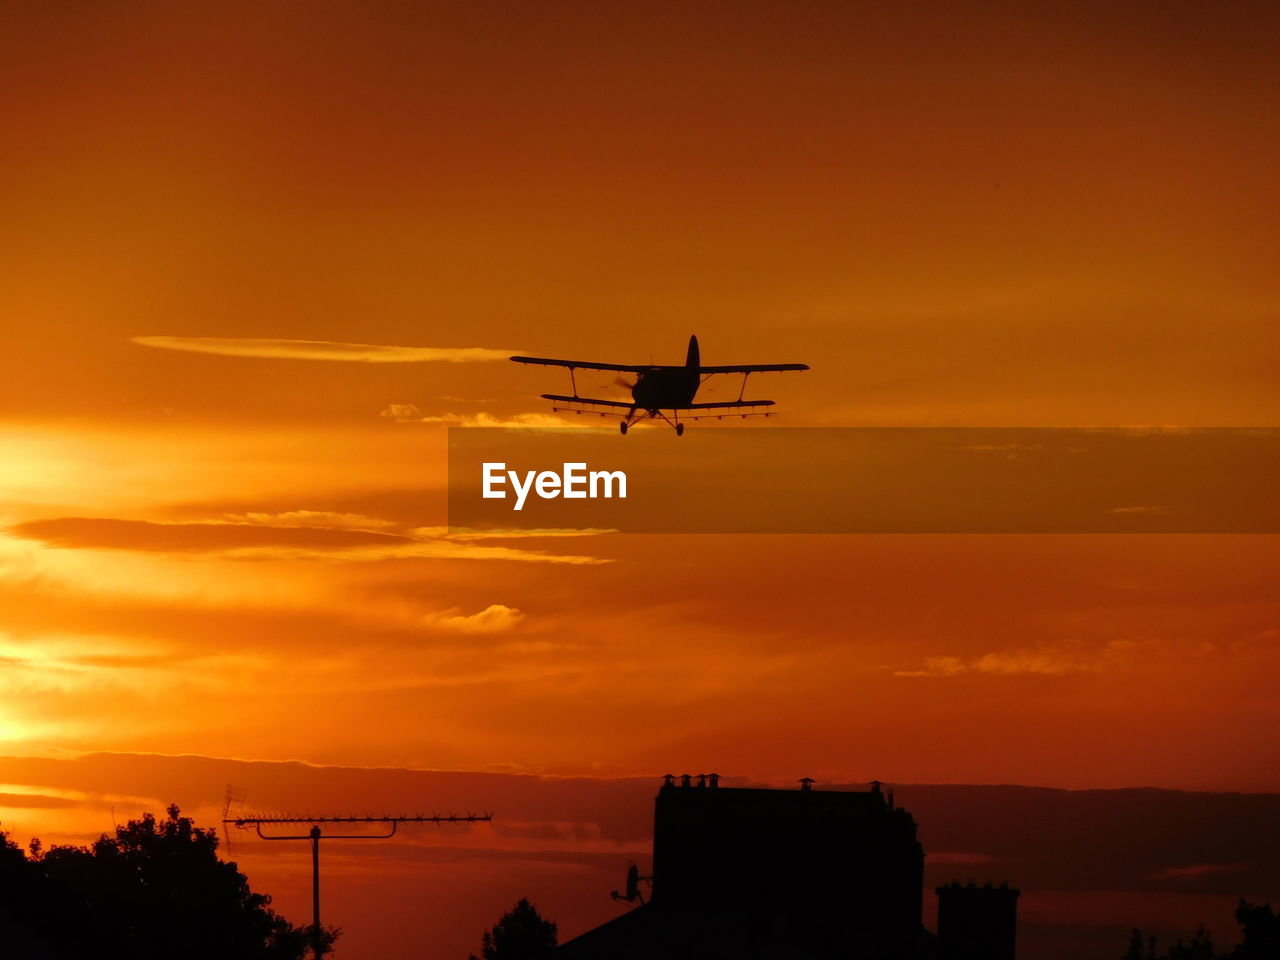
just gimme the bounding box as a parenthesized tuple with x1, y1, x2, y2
(647, 409, 685, 436)
(618, 409, 685, 436)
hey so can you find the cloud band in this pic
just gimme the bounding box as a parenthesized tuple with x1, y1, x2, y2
(132, 336, 514, 363)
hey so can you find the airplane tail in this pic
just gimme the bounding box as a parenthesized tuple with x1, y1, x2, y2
(686, 334, 700, 369)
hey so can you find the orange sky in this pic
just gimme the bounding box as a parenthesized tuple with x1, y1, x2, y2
(2, 2, 1279, 956)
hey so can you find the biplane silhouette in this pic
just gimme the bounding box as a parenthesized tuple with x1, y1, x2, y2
(511, 335, 809, 435)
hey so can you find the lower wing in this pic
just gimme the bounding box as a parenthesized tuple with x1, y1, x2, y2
(541, 394, 634, 409)
(541, 395, 776, 411)
(684, 400, 775, 410)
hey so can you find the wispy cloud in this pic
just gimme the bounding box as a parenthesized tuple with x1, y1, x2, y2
(214, 541, 608, 565)
(893, 637, 1228, 678)
(8, 518, 610, 565)
(10, 517, 401, 552)
(894, 655, 970, 678)
(380, 404, 571, 428)
(220, 510, 398, 531)
(1151, 863, 1244, 880)
(894, 646, 1100, 678)
(133, 337, 514, 363)
(419, 527, 615, 539)
(896, 648, 1105, 678)
(221, 515, 613, 541)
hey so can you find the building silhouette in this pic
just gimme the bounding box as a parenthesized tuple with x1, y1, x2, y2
(935, 882, 1020, 960)
(559, 774, 1018, 960)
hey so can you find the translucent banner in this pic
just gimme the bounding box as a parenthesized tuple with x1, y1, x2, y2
(447, 428, 1280, 533)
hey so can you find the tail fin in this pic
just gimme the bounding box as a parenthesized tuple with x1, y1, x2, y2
(686, 335, 700, 369)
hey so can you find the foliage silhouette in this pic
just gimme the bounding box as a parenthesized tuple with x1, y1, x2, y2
(1126, 929, 1162, 960)
(1124, 901, 1279, 960)
(1167, 925, 1216, 960)
(469, 897, 557, 960)
(0, 805, 332, 960)
(1232, 901, 1280, 960)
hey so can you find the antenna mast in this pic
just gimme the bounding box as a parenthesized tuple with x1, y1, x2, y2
(224, 809, 493, 960)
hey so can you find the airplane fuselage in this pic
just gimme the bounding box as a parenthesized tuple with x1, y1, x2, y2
(631, 335, 701, 411)
(632, 368, 698, 410)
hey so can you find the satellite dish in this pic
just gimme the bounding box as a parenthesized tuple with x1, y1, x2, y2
(611, 864, 648, 905)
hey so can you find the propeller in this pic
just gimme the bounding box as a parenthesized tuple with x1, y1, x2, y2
(614, 374, 636, 390)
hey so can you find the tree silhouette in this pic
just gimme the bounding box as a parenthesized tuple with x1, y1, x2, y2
(469, 897, 557, 960)
(1167, 925, 1215, 960)
(1125, 929, 1161, 960)
(1232, 900, 1280, 959)
(1123, 901, 1279, 960)
(0, 805, 328, 959)
(0, 827, 65, 957)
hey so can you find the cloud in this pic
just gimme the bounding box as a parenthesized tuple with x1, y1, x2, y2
(1152, 863, 1244, 880)
(10, 517, 402, 552)
(132, 336, 514, 363)
(419, 527, 615, 539)
(424, 604, 525, 634)
(969, 649, 1094, 676)
(894, 646, 1098, 677)
(220, 510, 398, 531)
(0, 791, 80, 809)
(380, 405, 572, 428)
(892, 637, 1228, 678)
(8, 518, 610, 565)
(894, 656, 969, 678)
(217, 542, 607, 565)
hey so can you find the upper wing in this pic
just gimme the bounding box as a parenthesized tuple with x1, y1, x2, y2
(511, 356, 658, 373)
(698, 363, 810, 373)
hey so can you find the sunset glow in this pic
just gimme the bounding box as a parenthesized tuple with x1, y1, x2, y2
(2, 2, 1278, 957)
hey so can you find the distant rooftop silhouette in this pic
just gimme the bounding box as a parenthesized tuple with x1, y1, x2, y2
(559, 774, 1018, 960)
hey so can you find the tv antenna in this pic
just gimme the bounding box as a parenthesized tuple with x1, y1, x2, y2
(221, 784, 248, 853)
(224, 808, 493, 960)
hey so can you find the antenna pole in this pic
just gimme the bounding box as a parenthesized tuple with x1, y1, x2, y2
(311, 825, 322, 960)
(223, 810, 493, 956)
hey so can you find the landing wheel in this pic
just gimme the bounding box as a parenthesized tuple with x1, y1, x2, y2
(676, 423, 684, 437)
(620, 421, 629, 435)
